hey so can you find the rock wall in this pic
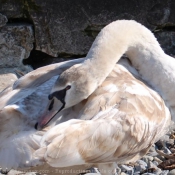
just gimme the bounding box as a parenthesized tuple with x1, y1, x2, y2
(0, 0, 175, 69)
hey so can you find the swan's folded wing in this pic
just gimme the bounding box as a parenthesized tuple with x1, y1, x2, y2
(34, 112, 163, 167)
(0, 58, 85, 109)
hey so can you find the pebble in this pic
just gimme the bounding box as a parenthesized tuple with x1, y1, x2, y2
(154, 157, 163, 164)
(152, 160, 159, 166)
(147, 145, 159, 157)
(163, 147, 172, 154)
(142, 156, 154, 164)
(134, 160, 147, 172)
(147, 161, 156, 169)
(160, 170, 169, 175)
(168, 169, 175, 175)
(121, 173, 127, 175)
(120, 165, 134, 175)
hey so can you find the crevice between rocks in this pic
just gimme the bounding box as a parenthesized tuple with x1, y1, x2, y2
(153, 24, 175, 33)
(84, 24, 105, 37)
(23, 50, 86, 69)
(7, 17, 33, 25)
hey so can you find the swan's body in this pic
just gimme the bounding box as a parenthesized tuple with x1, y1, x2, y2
(0, 20, 174, 174)
(36, 58, 171, 168)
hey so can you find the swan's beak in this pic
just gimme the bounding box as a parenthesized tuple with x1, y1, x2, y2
(36, 99, 64, 130)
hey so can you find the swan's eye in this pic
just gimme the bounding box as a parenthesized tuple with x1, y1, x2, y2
(66, 85, 71, 90)
(48, 94, 53, 100)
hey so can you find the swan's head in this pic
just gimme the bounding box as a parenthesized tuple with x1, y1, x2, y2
(37, 64, 97, 129)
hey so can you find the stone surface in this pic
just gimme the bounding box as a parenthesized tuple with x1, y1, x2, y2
(0, 0, 23, 18)
(168, 169, 175, 175)
(1, 0, 175, 58)
(120, 165, 134, 175)
(28, 0, 175, 57)
(160, 170, 170, 175)
(155, 32, 175, 56)
(135, 160, 147, 172)
(0, 24, 34, 67)
(0, 13, 7, 27)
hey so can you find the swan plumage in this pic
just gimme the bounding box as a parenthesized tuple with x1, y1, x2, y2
(35, 59, 170, 170)
(0, 20, 174, 174)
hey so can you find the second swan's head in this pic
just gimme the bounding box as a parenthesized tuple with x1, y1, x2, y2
(36, 64, 97, 129)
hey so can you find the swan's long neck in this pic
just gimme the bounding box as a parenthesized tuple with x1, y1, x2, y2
(84, 20, 175, 120)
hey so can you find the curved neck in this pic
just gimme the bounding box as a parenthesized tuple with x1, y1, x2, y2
(84, 20, 175, 120)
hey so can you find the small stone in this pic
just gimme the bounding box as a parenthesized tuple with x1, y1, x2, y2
(120, 165, 134, 175)
(7, 170, 22, 175)
(163, 147, 172, 154)
(154, 168, 163, 175)
(147, 161, 159, 169)
(121, 173, 127, 175)
(142, 156, 154, 164)
(134, 160, 147, 172)
(154, 157, 163, 164)
(148, 144, 159, 157)
(171, 148, 175, 153)
(152, 161, 159, 166)
(168, 169, 175, 175)
(160, 170, 169, 175)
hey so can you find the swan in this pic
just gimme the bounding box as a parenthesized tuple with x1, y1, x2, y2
(34, 20, 175, 173)
(0, 20, 174, 174)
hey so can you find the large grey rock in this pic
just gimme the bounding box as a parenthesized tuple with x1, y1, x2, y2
(28, 0, 175, 57)
(1, 0, 175, 58)
(0, 24, 34, 67)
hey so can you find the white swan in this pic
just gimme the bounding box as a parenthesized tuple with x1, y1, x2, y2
(34, 20, 174, 173)
(0, 20, 174, 174)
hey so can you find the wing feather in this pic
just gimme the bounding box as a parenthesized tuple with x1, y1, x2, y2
(34, 110, 165, 167)
(0, 58, 85, 109)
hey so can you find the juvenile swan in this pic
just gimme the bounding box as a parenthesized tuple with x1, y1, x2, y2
(34, 20, 175, 173)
